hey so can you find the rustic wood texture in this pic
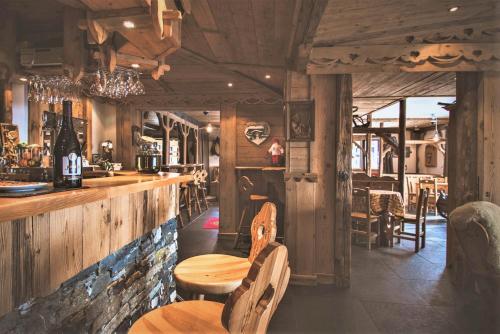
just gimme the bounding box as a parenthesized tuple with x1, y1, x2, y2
(248, 202, 277, 263)
(332, 74, 352, 287)
(311, 75, 337, 281)
(219, 104, 237, 235)
(398, 99, 406, 197)
(0, 181, 180, 317)
(222, 242, 290, 333)
(174, 254, 252, 295)
(129, 300, 227, 334)
(49, 206, 84, 291)
(0, 173, 190, 223)
(82, 200, 111, 268)
(175, 202, 276, 295)
(477, 72, 500, 205)
(131, 243, 289, 334)
(236, 104, 285, 166)
(115, 103, 142, 170)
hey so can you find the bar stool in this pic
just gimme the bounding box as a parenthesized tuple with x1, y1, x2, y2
(189, 170, 203, 214)
(179, 170, 196, 223)
(198, 169, 209, 210)
(233, 176, 269, 249)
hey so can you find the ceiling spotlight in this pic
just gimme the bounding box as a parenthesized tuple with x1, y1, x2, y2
(227, 82, 233, 87)
(123, 20, 135, 29)
(206, 123, 213, 133)
(265, 74, 271, 79)
(19, 77, 28, 82)
(448, 6, 459, 12)
(131, 63, 140, 69)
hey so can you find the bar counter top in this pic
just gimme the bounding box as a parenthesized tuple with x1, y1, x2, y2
(235, 166, 286, 171)
(0, 172, 192, 223)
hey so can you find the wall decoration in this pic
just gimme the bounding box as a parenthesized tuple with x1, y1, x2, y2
(287, 101, 314, 141)
(244, 122, 271, 146)
(0, 123, 20, 166)
(425, 145, 438, 167)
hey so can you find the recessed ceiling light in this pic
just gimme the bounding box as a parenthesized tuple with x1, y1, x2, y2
(123, 20, 135, 29)
(131, 63, 140, 69)
(227, 82, 233, 87)
(19, 77, 27, 82)
(265, 74, 271, 79)
(448, 6, 459, 12)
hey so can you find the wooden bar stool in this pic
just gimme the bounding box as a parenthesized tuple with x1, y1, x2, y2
(198, 169, 209, 210)
(130, 242, 290, 334)
(174, 202, 277, 300)
(189, 170, 203, 214)
(234, 176, 269, 249)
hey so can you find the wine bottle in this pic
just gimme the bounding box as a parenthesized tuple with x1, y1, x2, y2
(53, 100, 82, 188)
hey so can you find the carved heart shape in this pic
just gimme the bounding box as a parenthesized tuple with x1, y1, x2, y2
(244, 122, 271, 146)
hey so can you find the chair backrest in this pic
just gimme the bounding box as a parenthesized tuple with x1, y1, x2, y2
(419, 178, 437, 195)
(222, 242, 290, 334)
(352, 187, 371, 216)
(192, 170, 202, 185)
(249, 202, 277, 262)
(199, 169, 208, 183)
(415, 188, 429, 222)
(239, 176, 254, 203)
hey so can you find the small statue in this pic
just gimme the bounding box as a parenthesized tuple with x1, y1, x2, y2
(267, 138, 284, 166)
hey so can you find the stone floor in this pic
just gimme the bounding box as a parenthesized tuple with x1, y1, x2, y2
(177, 206, 493, 334)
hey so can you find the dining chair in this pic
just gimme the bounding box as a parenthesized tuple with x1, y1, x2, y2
(419, 178, 438, 216)
(392, 188, 429, 253)
(130, 242, 290, 334)
(198, 169, 209, 210)
(234, 176, 269, 249)
(174, 202, 277, 299)
(351, 187, 380, 251)
(406, 177, 418, 212)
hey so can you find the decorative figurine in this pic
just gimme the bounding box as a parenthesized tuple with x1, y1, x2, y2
(267, 138, 284, 166)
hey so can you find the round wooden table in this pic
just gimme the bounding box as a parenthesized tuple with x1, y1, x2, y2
(174, 254, 252, 298)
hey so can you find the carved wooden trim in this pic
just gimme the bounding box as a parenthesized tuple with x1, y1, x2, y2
(308, 43, 500, 73)
(127, 94, 283, 108)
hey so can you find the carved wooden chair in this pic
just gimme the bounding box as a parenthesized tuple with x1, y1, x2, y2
(234, 176, 269, 249)
(174, 202, 277, 300)
(351, 187, 380, 251)
(130, 242, 290, 334)
(392, 189, 429, 252)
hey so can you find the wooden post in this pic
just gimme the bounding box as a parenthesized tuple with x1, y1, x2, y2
(219, 104, 237, 236)
(398, 100, 406, 197)
(194, 128, 199, 164)
(366, 133, 372, 176)
(311, 74, 352, 287)
(0, 10, 15, 124)
(180, 122, 189, 164)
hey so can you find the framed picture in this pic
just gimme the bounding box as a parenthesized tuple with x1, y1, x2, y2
(286, 101, 314, 141)
(425, 145, 438, 167)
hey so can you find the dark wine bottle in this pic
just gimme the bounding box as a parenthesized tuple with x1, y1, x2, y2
(53, 100, 82, 188)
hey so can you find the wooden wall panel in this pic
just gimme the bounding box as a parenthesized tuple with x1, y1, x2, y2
(236, 104, 285, 166)
(295, 180, 316, 275)
(0, 183, 179, 317)
(30, 213, 51, 297)
(12, 218, 34, 306)
(110, 195, 133, 253)
(82, 200, 111, 269)
(49, 207, 83, 291)
(0, 221, 13, 317)
(116, 103, 142, 170)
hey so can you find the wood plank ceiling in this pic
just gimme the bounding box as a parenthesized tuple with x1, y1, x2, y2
(313, 0, 500, 115)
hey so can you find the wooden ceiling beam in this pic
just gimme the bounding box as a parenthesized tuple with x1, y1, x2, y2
(287, 0, 329, 71)
(308, 43, 500, 74)
(178, 47, 282, 96)
(353, 127, 400, 134)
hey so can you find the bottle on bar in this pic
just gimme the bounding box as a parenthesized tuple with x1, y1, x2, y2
(53, 100, 82, 188)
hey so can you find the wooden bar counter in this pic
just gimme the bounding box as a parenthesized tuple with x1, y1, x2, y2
(0, 172, 191, 317)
